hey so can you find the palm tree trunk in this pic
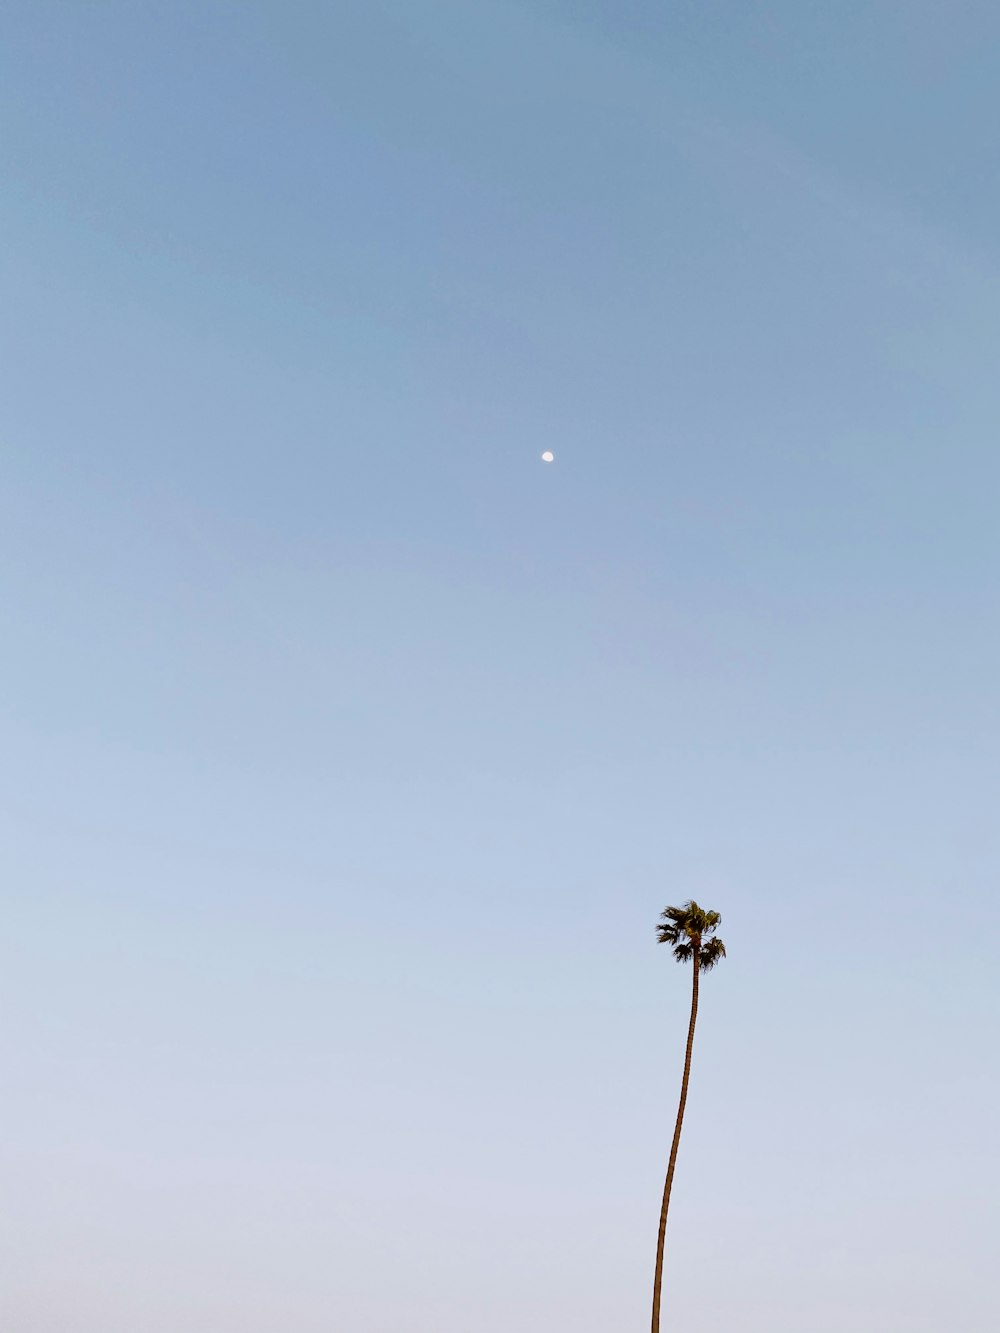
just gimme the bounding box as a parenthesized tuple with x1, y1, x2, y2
(651, 955, 700, 1333)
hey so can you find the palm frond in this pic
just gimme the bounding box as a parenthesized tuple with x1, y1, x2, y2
(656, 900, 726, 967)
(697, 937, 727, 971)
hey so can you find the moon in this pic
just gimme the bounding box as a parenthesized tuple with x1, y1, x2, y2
(541, 451, 554, 462)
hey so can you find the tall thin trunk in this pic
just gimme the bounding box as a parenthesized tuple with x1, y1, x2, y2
(651, 950, 700, 1333)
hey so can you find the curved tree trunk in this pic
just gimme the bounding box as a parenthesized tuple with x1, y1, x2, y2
(651, 954, 700, 1333)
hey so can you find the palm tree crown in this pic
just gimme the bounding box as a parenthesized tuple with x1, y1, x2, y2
(656, 900, 726, 971)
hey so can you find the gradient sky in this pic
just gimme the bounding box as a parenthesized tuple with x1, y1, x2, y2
(3, 3, 1000, 1330)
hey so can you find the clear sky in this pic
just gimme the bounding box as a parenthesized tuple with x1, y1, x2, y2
(3, 3, 999, 1330)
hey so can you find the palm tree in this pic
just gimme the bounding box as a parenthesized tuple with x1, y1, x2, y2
(650, 901, 726, 1333)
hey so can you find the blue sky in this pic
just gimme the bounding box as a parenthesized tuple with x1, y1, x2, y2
(3, 3, 999, 1329)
